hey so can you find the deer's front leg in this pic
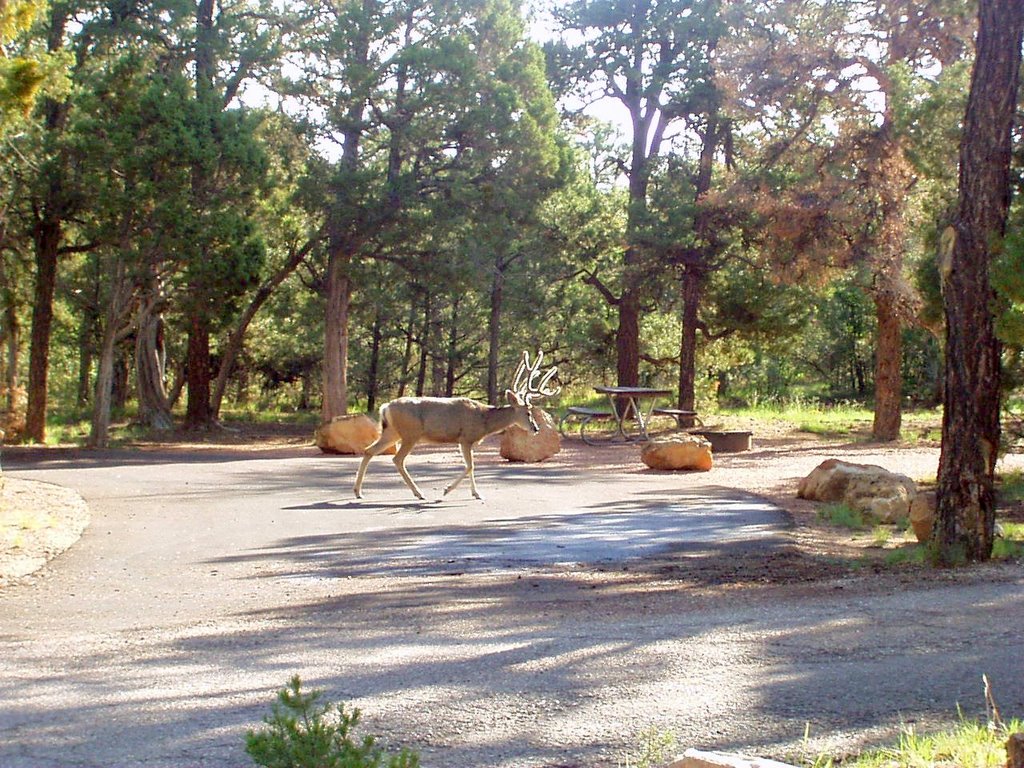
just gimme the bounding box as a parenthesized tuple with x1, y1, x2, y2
(444, 442, 481, 499)
(392, 441, 426, 500)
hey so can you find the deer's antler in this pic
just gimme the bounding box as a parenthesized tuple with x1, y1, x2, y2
(512, 350, 561, 405)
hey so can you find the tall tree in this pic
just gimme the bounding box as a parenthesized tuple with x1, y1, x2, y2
(935, 0, 1023, 563)
(720, 0, 971, 439)
(183, 0, 277, 428)
(285, 0, 562, 418)
(24, 0, 79, 443)
(549, 0, 722, 389)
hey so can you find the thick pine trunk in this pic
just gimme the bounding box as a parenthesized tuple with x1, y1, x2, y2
(616, 267, 641, 389)
(872, 291, 903, 441)
(185, 315, 212, 428)
(25, 220, 60, 443)
(935, 0, 1023, 564)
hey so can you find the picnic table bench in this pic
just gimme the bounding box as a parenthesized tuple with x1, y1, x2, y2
(558, 406, 615, 445)
(558, 388, 704, 445)
(651, 407, 704, 428)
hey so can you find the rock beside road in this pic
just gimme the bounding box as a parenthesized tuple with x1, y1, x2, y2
(500, 407, 561, 462)
(641, 434, 714, 471)
(315, 414, 394, 455)
(797, 458, 917, 523)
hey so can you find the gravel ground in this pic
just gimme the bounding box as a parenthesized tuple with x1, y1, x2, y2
(2, 422, 1024, 768)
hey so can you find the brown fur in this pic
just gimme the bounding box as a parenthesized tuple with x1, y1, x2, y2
(354, 391, 537, 500)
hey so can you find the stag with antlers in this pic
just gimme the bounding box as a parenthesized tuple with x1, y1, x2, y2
(353, 351, 560, 500)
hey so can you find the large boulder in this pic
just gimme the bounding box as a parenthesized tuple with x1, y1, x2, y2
(314, 414, 394, 455)
(500, 408, 561, 462)
(640, 435, 713, 472)
(797, 459, 917, 523)
(909, 490, 936, 542)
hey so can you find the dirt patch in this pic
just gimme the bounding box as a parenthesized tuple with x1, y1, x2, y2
(0, 476, 90, 587)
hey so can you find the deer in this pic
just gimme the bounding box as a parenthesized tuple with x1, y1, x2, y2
(353, 350, 560, 501)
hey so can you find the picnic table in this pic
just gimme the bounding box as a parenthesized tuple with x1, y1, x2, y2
(558, 386, 703, 445)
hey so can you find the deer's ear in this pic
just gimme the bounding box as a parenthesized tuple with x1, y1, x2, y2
(505, 389, 523, 406)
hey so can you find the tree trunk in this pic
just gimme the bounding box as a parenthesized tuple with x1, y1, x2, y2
(935, 0, 1023, 564)
(0, 256, 20, 420)
(415, 292, 429, 397)
(616, 262, 641, 389)
(428, 295, 445, 396)
(135, 305, 173, 431)
(185, 315, 213, 428)
(397, 299, 417, 398)
(487, 265, 504, 405)
(25, 218, 60, 443)
(88, 256, 132, 448)
(678, 265, 702, 414)
(24, 8, 69, 444)
(872, 291, 903, 441)
(210, 239, 312, 418)
(675, 111, 722, 414)
(321, 246, 351, 421)
(366, 311, 382, 413)
(444, 298, 459, 397)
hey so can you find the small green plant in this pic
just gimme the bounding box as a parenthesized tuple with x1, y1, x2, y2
(619, 726, 678, 768)
(993, 526, 1024, 560)
(871, 525, 892, 547)
(817, 502, 867, 530)
(883, 544, 928, 567)
(246, 676, 419, 768)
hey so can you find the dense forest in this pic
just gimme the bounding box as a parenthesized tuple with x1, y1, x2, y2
(0, 0, 1021, 467)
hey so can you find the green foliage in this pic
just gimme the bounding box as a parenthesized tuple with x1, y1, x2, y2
(618, 726, 678, 768)
(999, 470, 1024, 503)
(810, 718, 1024, 768)
(816, 503, 867, 530)
(246, 676, 419, 768)
(882, 544, 928, 567)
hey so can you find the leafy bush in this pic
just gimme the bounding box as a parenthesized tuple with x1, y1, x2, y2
(246, 676, 419, 768)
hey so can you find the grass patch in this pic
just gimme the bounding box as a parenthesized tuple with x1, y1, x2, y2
(817, 503, 868, 530)
(882, 544, 929, 567)
(993, 521, 1024, 560)
(810, 718, 1023, 768)
(998, 469, 1024, 503)
(712, 402, 941, 441)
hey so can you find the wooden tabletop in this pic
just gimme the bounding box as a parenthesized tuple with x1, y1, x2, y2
(594, 386, 673, 397)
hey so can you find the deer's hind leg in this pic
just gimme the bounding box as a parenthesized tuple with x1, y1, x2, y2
(353, 427, 401, 498)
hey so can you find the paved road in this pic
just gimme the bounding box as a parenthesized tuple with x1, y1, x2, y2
(2, 443, 1023, 768)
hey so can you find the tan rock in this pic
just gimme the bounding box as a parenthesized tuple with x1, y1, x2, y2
(315, 414, 395, 455)
(500, 408, 561, 462)
(667, 748, 798, 768)
(640, 435, 713, 471)
(797, 459, 917, 523)
(909, 490, 936, 542)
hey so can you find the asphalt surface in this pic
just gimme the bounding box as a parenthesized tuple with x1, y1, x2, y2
(2, 442, 1023, 768)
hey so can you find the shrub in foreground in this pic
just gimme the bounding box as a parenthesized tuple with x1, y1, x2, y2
(246, 676, 419, 768)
